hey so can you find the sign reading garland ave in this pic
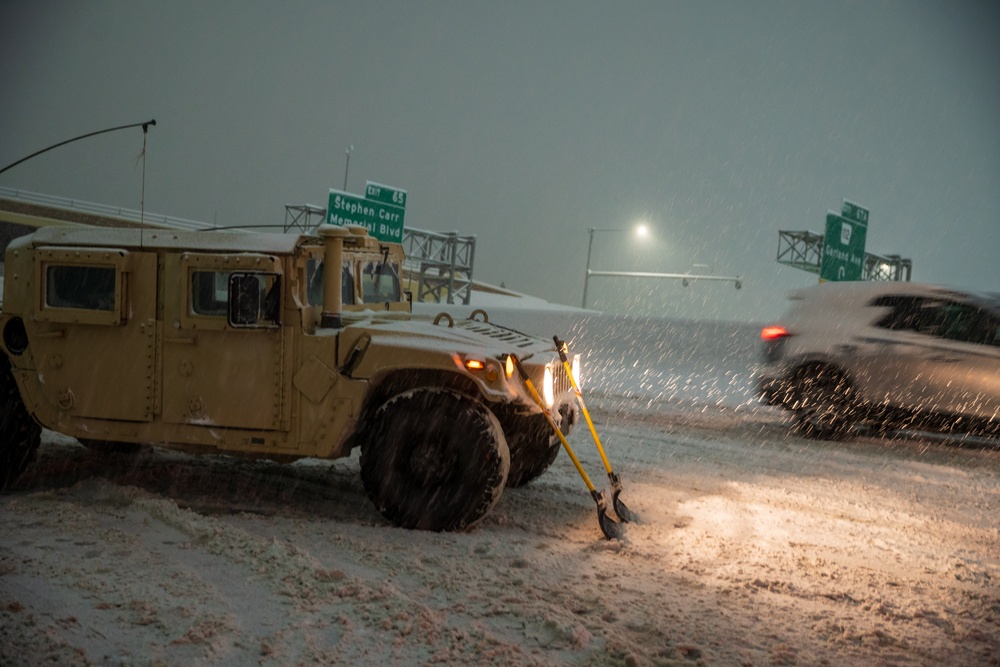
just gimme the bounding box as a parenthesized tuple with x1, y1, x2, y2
(819, 199, 869, 282)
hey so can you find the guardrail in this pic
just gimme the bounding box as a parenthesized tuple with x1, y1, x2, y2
(0, 185, 214, 231)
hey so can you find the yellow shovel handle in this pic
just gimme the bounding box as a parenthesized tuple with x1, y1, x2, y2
(560, 358, 614, 476)
(514, 359, 597, 493)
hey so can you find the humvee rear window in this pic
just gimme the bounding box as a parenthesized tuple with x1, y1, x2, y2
(45, 265, 116, 311)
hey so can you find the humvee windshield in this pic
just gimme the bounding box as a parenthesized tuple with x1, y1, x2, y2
(362, 260, 400, 303)
(306, 256, 401, 307)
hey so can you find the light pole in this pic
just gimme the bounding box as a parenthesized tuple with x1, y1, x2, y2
(582, 224, 742, 309)
(343, 144, 354, 191)
(582, 224, 648, 309)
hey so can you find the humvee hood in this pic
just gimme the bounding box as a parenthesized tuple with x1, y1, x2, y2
(341, 314, 554, 361)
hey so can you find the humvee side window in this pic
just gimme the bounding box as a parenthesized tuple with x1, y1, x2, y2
(361, 260, 400, 303)
(191, 271, 230, 316)
(45, 265, 116, 311)
(227, 272, 280, 328)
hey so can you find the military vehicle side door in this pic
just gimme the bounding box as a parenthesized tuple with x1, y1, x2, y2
(161, 252, 286, 430)
(29, 246, 158, 421)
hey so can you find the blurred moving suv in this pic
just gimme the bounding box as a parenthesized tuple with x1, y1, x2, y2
(757, 282, 1000, 439)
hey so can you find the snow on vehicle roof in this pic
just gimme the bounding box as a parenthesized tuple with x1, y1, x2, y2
(25, 225, 310, 255)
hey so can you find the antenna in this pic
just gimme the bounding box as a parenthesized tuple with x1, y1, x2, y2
(0, 119, 156, 175)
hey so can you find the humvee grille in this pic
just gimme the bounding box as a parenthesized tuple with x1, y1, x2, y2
(552, 363, 572, 398)
(457, 320, 539, 349)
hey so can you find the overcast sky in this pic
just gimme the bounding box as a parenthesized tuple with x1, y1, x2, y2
(2, 1, 998, 321)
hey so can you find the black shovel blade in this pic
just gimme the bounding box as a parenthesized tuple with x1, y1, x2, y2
(612, 488, 637, 524)
(592, 490, 623, 541)
(610, 473, 638, 524)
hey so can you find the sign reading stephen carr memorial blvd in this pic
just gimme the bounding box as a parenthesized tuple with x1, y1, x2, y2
(326, 181, 407, 243)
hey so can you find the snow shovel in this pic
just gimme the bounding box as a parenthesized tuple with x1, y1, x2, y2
(511, 355, 622, 541)
(553, 336, 637, 524)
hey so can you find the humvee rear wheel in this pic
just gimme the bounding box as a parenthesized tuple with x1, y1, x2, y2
(79, 439, 143, 456)
(1, 358, 42, 491)
(359, 388, 510, 532)
(503, 413, 560, 488)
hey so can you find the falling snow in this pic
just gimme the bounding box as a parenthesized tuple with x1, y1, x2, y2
(1, 305, 997, 666)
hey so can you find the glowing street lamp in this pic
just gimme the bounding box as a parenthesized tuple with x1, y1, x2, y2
(582, 223, 743, 308)
(582, 223, 649, 309)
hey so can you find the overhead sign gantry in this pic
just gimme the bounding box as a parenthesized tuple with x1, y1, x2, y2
(777, 198, 911, 282)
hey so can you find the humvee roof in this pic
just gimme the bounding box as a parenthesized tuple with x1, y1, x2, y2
(17, 225, 309, 255)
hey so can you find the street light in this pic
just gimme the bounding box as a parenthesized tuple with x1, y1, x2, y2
(582, 224, 648, 309)
(582, 225, 743, 309)
(342, 144, 354, 191)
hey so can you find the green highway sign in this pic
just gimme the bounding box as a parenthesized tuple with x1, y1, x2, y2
(326, 189, 405, 243)
(820, 210, 868, 282)
(365, 181, 407, 209)
(841, 200, 869, 225)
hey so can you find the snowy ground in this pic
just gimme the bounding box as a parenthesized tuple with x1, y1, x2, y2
(1, 307, 998, 666)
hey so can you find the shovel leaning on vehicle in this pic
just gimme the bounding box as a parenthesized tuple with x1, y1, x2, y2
(510, 355, 623, 541)
(554, 336, 637, 524)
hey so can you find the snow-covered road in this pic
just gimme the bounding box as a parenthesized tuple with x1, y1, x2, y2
(2, 310, 998, 666)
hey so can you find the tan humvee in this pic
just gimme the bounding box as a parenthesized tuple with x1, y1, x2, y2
(0, 224, 577, 531)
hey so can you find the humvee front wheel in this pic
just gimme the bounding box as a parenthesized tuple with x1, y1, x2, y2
(503, 413, 560, 488)
(359, 388, 510, 531)
(1, 358, 42, 491)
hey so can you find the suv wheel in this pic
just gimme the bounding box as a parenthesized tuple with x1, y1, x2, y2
(1, 357, 42, 491)
(793, 368, 854, 440)
(359, 388, 510, 531)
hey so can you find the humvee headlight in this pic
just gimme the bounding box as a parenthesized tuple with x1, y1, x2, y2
(504, 355, 515, 379)
(543, 366, 555, 408)
(464, 359, 485, 371)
